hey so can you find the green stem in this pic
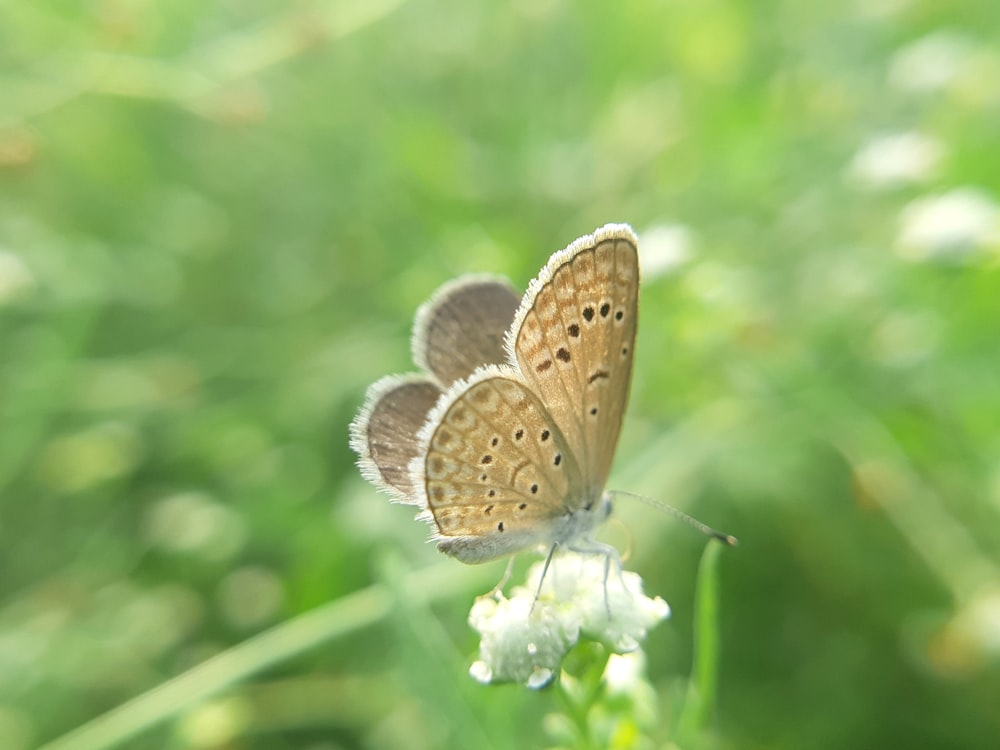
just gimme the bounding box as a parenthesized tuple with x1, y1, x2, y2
(555, 643, 611, 750)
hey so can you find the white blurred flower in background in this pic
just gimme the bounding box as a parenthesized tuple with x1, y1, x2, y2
(896, 187, 1000, 262)
(889, 31, 973, 93)
(848, 132, 944, 190)
(638, 224, 693, 282)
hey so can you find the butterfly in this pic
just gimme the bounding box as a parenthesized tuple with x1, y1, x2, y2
(350, 224, 639, 568)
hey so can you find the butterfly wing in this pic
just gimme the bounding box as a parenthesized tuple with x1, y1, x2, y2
(351, 277, 520, 504)
(507, 225, 639, 498)
(414, 366, 587, 562)
(413, 276, 520, 385)
(350, 375, 444, 503)
(354, 225, 639, 559)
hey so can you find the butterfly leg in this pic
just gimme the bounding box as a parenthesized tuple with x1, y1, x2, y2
(530, 542, 561, 614)
(485, 555, 517, 599)
(567, 540, 628, 618)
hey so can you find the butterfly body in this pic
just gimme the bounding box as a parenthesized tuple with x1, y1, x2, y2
(351, 225, 638, 565)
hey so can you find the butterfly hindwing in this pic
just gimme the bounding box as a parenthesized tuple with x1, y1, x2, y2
(351, 277, 520, 505)
(350, 376, 443, 503)
(415, 367, 586, 562)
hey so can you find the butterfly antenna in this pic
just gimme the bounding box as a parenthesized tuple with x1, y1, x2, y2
(610, 490, 739, 546)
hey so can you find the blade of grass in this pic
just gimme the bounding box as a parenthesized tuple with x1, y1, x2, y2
(677, 539, 726, 742)
(36, 558, 499, 750)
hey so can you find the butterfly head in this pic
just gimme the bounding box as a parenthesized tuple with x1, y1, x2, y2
(588, 491, 614, 524)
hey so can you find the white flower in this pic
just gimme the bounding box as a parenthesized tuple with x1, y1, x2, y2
(468, 551, 670, 689)
(638, 224, 693, 280)
(847, 132, 944, 190)
(889, 31, 972, 94)
(895, 187, 1000, 262)
(603, 651, 646, 694)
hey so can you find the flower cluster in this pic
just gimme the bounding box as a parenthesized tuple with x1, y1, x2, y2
(468, 552, 670, 689)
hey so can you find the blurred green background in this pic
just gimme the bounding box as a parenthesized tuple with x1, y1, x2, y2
(2, 0, 999, 748)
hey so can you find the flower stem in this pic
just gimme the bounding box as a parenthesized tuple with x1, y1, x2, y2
(553, 643, 611, 750)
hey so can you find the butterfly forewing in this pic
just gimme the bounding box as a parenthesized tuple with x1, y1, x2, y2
(419, 369, 585, 561)
(511, 227, 639, 494)
(413, 277, 520, 385)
